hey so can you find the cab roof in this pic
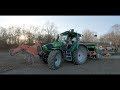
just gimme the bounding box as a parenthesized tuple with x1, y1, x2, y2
(60, 30, 82, 37)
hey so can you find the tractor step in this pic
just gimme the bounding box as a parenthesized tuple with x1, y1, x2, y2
(65, 51, 72, 61)
(66, 55, 72, 57)
(66, 50, 72, 53)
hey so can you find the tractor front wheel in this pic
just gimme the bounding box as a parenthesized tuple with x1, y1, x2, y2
(48, 50, 62, 70)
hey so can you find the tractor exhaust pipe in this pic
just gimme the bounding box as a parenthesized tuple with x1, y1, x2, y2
(70, 29, 74, 32)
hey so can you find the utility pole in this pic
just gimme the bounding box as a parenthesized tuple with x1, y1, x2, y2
(93, 32, 98, 47)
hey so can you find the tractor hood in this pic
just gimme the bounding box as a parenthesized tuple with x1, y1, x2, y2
(42, 42, 64, 52)
(50, 41, 64, 48)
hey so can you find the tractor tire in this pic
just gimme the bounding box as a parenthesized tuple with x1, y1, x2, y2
(73, 46, 88, 65)
(37, 46, 48, 64)
(39, 54, 48, 64)
(40, 57, 48, 64)
(48, 50, 62, 70)
(38, 54, 47, 64)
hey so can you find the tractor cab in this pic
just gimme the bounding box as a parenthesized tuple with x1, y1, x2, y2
(56, 29, 82, 51)
(54, 29, 83, 61)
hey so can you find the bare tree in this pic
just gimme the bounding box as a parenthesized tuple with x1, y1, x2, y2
(99, 33, 111, 43)
(26, 31, 35, 45)
(0, 22, 58, 49)
(108, 24, 120, 52)
(99, 24, 120, 53)
(0, 27, 8, 46)
(81, 29, 97, 42)
(42, 21, 58, 43)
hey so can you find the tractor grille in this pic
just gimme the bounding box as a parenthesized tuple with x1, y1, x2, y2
(46, 44, 54, 50)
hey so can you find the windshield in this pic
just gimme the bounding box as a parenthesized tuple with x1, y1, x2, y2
(58, 34, 68, 44)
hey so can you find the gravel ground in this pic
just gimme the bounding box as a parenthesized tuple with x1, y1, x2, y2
(0, 51, 120, 74)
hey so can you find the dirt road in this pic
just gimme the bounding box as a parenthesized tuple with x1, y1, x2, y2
(0, 51, 120, 74)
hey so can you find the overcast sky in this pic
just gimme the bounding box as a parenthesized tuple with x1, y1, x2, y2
(0, 16, 120, 37)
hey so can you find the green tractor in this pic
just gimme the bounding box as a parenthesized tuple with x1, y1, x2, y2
(38, 29, 102, 70)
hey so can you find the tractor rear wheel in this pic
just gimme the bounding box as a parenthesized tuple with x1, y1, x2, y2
(73, 46, 88, 64)
(48, 50, 62, 70)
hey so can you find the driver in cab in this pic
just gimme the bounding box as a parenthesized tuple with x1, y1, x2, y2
(66, 37, 73, 49)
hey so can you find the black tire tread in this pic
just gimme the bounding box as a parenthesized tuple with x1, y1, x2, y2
(48, 50, 62, 70)
(73, 46, 88, 65)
